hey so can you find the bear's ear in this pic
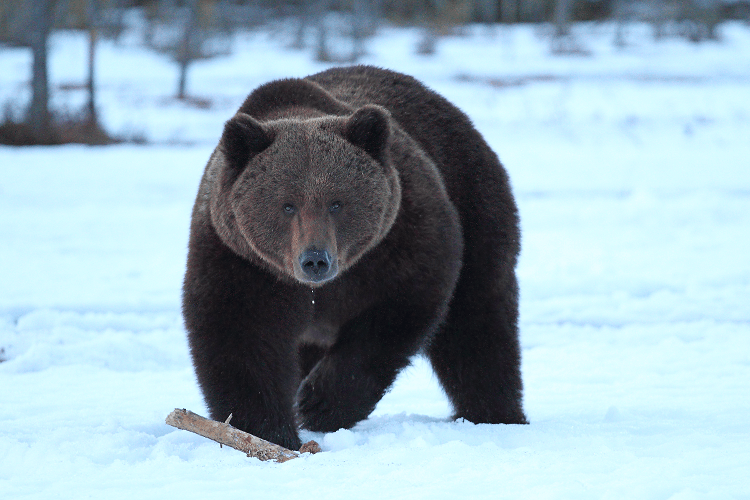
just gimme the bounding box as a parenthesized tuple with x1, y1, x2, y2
(220, 113, 273, 171)
(344, 105, 391, 162)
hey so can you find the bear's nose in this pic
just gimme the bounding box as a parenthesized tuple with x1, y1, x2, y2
(299, 248, 332, 280)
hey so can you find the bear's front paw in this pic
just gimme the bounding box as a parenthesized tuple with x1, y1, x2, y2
(296, 362, 379, 433)
(296, 369, 339, 432)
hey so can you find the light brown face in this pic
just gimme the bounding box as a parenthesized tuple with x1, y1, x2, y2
(224, 113, 400, 287)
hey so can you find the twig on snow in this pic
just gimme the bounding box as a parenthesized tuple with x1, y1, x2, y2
(165, 408, 320, 463)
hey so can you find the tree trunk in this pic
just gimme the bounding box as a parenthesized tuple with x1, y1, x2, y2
(554, 0, 572, 37)
(28, 0, 54, 141)
(314, 0, 331, 62)
(86, 0, 98, 127)
(351, 0, 372, 61)
(501, 0, 518, 23)
(177, 0, 200, 99)
(178, 58, 189, 99)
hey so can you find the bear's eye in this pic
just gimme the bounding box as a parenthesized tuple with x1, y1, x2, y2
(283, 203, 296, 215)
(329, 201, 342, 214)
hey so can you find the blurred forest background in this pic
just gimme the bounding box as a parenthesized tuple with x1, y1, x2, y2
(1, 0, 749, 145)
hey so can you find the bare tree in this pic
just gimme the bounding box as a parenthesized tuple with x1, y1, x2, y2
(291, 0, 312, 49)
(351, 0, 379, 61)
(551, 0, 574, 53)
(684, 0, 721, 41)
(553, 0, 571, 36)
(1, 0, 120, 144)
(501, 0, 519, 23)
(177, 0, 200, 99)
(146, 0, 233, 100)
(86, 0, 99, 127)
(517, 0, 550, 22)
(613, 0, 723, 46)
(290, 0, 380, 63)
(416, 0, 469, 56)
(314, 0, 332, 62)
(416, 0, 439, 55)
(27, 0, 55, 140)
(292, 0, 330, 57)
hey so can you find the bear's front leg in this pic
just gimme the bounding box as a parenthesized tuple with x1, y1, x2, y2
(183, 244, 306, 450)
(296, 293, 448, 433)
(190, 333, 302, 450)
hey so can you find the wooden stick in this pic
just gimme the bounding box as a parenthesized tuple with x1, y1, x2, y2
(165, 408, 319, 463)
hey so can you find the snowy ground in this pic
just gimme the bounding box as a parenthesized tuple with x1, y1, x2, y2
(2, 16, 750, 499)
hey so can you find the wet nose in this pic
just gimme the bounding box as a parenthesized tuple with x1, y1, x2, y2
(299, 248, 332, 280)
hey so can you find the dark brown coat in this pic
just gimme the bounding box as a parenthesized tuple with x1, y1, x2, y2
(183, 66, 526, 450)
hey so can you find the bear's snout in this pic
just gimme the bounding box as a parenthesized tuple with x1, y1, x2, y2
(298, 248, 338, 284)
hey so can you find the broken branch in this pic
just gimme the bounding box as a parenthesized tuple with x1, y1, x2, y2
(165, 408, 319, 463)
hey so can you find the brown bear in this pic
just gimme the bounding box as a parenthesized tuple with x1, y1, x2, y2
(183, 65, 526, 450)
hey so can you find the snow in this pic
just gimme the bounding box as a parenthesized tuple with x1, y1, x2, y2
(2, 16, 750, 499)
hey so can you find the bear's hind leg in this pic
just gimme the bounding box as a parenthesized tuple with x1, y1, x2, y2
(427, 265, 527, 425)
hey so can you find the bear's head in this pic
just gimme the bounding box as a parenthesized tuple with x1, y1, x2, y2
(209, 105, 402, 287)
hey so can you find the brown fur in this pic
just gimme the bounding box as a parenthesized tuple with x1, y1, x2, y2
(183, 66, 526, 450)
